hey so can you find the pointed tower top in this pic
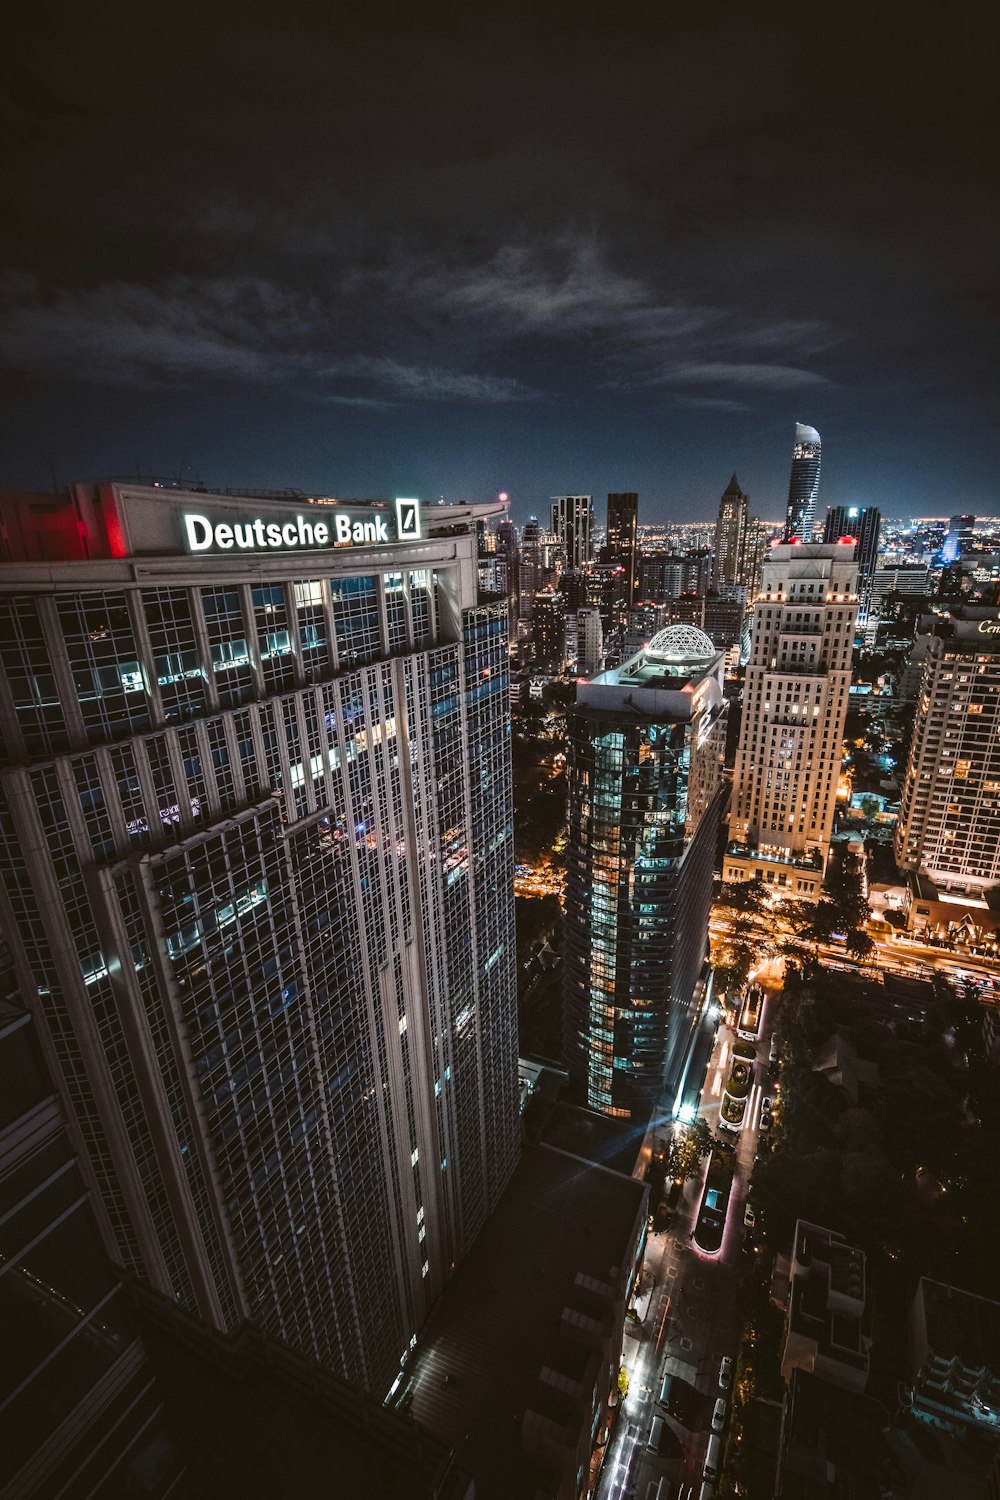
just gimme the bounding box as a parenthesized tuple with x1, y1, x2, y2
(723, 473, 743, 496)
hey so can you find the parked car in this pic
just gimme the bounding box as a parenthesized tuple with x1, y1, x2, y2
(712, 1398, 727, 1433)
(718, 1355, 734, 1389)
(743, 1204, 755, 1229)
(761, 1096, 772, 1113)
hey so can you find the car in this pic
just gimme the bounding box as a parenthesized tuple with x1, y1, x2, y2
(761, 1096, 772, 1113)
(758, 1114, 770, 1135)
(712, 1398, 727, 1433)
(743, 1204, 755, 1229)
(718, 1356, 734, 1389)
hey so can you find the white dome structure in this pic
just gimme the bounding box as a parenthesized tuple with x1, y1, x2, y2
(645, 625, 716, 662)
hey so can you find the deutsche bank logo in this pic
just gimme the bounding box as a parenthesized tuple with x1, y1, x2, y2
(395, 497, 421, 541)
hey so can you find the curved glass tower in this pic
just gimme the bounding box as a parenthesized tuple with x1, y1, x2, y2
(562, 628, 726, 1118)
(783, 422, 822, 541)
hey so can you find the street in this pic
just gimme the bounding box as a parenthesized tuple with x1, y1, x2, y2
(596, 997, 777, 1500)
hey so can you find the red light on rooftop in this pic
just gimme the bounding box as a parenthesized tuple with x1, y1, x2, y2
(837, 535, 857, 545)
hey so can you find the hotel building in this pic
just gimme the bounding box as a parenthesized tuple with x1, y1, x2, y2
(0, 482, 519, 1397)
(896, 605, 1000, 894)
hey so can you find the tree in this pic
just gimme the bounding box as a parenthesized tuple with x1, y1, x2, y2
(846, 929, 875, 963)
(825, 851, 871, 934)
(667, 1118, 713, 1183)
(718, 877, 770, 915)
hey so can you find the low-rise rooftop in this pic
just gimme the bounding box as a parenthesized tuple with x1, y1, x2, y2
(402, 1143, 646, 1500)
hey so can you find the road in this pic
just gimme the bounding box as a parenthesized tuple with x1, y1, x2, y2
(710, 911, 1000, 997)
(596, 999, 777, 1500)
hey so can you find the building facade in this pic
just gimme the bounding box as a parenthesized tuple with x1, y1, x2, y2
(823, 505, 881, 627)
(0, 483, 519, 1399)
(531, 590, 566, 675)
(605, 492, 638, 605)
(895, 606, 1000, 895)
(549, 495, 593, 570)
(638, 551, 713, 602)
(563, 627, 726, 1118)
(726, 542, 859, 896)
(783, 423, 822, 543)
(0, 940, 184, 1499)
(713, 474, 748, 587)
(575, 606, 605, 677)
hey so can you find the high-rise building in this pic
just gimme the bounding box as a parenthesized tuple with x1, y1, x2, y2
(0, 482, 518, 1399)
(823, 505, 881, 629)
(605, 492, 638, 603)
(942, 513, 976, 565)
(0, 938, 183, 1498)
(725, 541, 859, 897)
(714, 474, 749, 586)
(575, 606, 604, 677)
(638, 550, 713, 601)
(896, 605, 1000, 895)
(549, 494, 594, 569)
(531, 590, 566, 675)
(739, 517, 772, 604)
(783, 423, 822, 542)
(563, 627, 727, 1117)
(703, 588, 746, 649)
(517, 517, 560, 622)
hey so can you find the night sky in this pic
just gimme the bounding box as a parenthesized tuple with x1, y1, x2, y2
(3, 1, 998, 521)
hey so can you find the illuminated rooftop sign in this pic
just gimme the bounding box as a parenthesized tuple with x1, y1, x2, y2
(182, 497, 421, 553)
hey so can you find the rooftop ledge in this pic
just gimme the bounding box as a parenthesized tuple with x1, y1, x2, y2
(725, 844, 824, 871)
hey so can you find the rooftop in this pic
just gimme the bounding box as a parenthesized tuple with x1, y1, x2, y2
(917, 1279, 1000, 1374)
(402, 1143, 646, 1500)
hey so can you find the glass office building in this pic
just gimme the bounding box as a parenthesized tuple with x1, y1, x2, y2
(783, 423, 822, 542)
(0, 483, 518, 1398)
(562, 627, 726, 1118)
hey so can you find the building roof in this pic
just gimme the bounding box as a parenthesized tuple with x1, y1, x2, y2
(916, 1279, 1000, 1374)
(776, 1369, 887, 1500)
(402, 1143, 646, 1500)
(131, 1294, 470, 1500)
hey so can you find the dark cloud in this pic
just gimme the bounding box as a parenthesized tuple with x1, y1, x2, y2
(1, 0, 998, 513)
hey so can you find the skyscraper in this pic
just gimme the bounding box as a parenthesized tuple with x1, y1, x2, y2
(605, 492, 639, 604)
(896, 605, 1000, 894)
(726, 541, 859, 896)
(738, 516, 772, 604)
(0, 482, 519, 1398)
(783, 423, 822, 542)
(714, 474, 748, 586)
(942, 514, 976, 564)
(0, 937, 184, 1498)
(824, 504, 881, 630)
(575, 606, 605, 676)
(531, 590, 566, 675)
(550, 494, 594, 569)
(563, 627, 726, 1117)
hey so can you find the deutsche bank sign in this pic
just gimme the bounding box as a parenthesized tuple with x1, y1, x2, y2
(182, 497, 421, 553)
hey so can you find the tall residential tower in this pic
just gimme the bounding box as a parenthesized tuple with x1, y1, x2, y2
(896, 605, 1000, 895)
(0, 483, 519, 1398)
(605, 492, 639, 605)
(550, 494, 594, 570)
(563, 627, 726, 1118)
(725, 542, 859, 896)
